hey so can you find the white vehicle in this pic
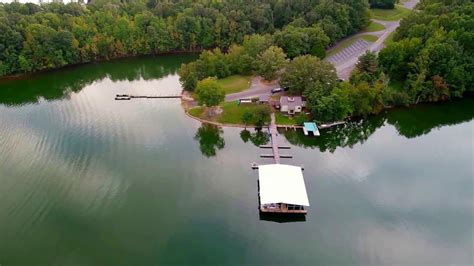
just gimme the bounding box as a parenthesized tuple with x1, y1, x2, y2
(271, 87, 282, 93)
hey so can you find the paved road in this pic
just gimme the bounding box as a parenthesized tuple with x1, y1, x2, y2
(326, 39, 371, 65)
(328, 0, 419, 80)
(403, 0, 419, 9)
(225, 76, 278, 102)
(223, 1, 421, 99)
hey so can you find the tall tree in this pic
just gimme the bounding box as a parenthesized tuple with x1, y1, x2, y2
(280, 55, 338, 96)
(255, 46, 287, 81)
(195, 77, 225, 108)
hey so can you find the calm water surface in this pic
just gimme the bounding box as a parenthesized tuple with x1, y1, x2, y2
(0, 56, 473, 265)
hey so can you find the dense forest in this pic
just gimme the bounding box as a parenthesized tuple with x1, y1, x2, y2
(0, 0, 369, 76)
(379, 0, 473, 103)
(181, 0, 473, 122)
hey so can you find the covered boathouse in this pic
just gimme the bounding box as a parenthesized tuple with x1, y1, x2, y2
(258, 164, 310, 214)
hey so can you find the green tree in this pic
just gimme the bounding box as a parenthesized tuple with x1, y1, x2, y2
(0, 1, 372, 77)
(178, 62, 200, 91)
(280, 55, 338, 95)
(369, 0, 395, 9)
(305, 83, 352, 122)
(350, 51, 382, 85)
(255, 46, 287, 81)
(195, 77, 225, 107)
(254, 105, 271, 127)
(347, 81, 384, 116)
(273, 25, 329, 58)
(242, 34, 273, 58)
(241, 110, 253, 127)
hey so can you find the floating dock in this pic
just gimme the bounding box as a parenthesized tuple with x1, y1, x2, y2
(259, 145, 291, 149)
(115, 94, 182, 100)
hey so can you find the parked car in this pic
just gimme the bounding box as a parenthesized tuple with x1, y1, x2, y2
(271, 87, 282, 93)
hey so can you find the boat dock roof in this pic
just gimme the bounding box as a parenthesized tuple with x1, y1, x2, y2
(258, 164, 310, 206)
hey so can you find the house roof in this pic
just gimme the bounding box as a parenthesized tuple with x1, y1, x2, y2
(259, 95, 269, 102)
(258, 164, 310, 206)
(280, 96, 303, 110)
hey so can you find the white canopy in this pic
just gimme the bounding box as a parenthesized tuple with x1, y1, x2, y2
(258, 164, 310, 206)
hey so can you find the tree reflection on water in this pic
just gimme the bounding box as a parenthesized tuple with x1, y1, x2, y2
(194, 124, 225, 157)
(282, 98, 474, 152)
(283, 115, 385, 153)
(0, 55, 196, 106)
(240, 128, 270, 147)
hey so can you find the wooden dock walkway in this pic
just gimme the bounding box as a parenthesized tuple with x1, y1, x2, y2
(269, 113, 281, 164)
(259, 145, 291, 149)
(115, 94, 182, 100)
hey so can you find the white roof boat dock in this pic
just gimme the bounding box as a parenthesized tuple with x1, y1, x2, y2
(258, 164, 310, 214)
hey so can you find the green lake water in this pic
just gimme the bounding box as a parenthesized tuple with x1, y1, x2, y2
(0, 55, 472, 266)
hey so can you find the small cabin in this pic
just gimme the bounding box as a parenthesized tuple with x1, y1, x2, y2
(280, 96, 305, 115)
(259, 95, 270, 104)
(258, 164, 310, 214)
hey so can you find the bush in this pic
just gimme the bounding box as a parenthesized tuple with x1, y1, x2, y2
(370, 0, 395, 9)
(295, 112, 308, 125)
(254, 105, 272, 127)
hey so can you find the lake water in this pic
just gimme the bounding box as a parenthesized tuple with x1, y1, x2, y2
(0, 55, 472, 266)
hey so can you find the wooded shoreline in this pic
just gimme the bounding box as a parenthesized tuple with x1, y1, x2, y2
(0, 50, 202, 81)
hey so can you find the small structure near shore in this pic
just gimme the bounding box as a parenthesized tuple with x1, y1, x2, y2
(303, 122, 320, 136)
(258, 164, 309, 214)
(280, 96, 305, 115)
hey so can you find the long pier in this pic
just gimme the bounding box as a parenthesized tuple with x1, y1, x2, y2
(269, 113, 281, 164)
(115, 94, 182, 100)
(258, 113, 299, 163)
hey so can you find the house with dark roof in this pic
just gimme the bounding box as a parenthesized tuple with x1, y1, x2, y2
(280, 96, 305, 115)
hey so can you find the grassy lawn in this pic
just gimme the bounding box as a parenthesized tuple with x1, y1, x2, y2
(188, 106, 205, 118)
(370, 5, 411, 21)
(215, 75, 252, 94)
(362, 35, 378, 42)
(217, 102, 263, 124)
(384, 31, 396, 45)
(188, 102, 268, 125)
(189, 103, 310, 126)
(363, 21, 385, 32)
(327, 35, 378, 57)
(275, 112, 297, 125)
